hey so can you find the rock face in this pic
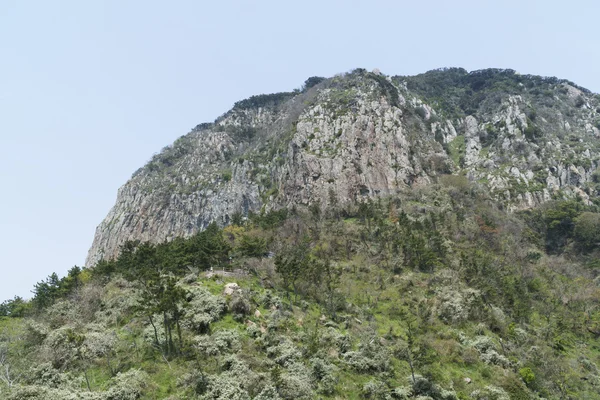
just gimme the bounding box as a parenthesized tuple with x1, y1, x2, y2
(86, 68, 600, 266)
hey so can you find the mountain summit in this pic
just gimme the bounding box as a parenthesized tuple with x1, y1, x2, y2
(86, 68, 600, 266)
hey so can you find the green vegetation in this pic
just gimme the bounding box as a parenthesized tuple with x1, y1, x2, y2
(233, 92, 297, 111)
(523, 120, 543, 142)
(446, 135, 465, 166)
(3, 181, 600, 399)
(394, 67, 591, 120)
(302, 76, 326, 91)
(7, 68, 600, 399)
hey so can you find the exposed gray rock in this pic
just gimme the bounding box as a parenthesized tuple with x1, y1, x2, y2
(86, 68, 600, 266)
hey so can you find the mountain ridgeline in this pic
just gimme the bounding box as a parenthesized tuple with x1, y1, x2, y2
(86, 68, 600, 267)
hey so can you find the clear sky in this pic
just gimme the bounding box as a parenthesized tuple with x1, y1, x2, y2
(1, 0, 599, 300)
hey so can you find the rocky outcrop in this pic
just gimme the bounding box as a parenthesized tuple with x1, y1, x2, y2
(86, 68, 600, 266)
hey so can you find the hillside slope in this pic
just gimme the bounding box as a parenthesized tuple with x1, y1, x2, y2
(3, 181, 600, 399)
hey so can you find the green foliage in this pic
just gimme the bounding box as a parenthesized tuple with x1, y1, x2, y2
(446, 136, 465, 166)
(185, 223, 231, 269)
(275, 241, 310, 304)
(470, 385, 510, 400)
(237, 234, 267, 257)
(31, 273, 61, 309)
(30, 266, 84, 311)
(221, 169, 232, 182)
(394, 67, 590, 119)
(99, 222, 231, 279)
(6, 182, 600, 399)
(0, 296, 30, 318)
(302, 76, 325, 91)
(521, 199, 585, 253)
(192, 122, 213, 132)
(185, 286, 226, 334)
(105, 369, 149, 399)
(233, 92, 297, 110)
(573, 211, 600, 251)
(141, 135, 195, 176)
(518, 367, 535, 386)
(248, 208, 289, 230)
(523, 121, 543, 142)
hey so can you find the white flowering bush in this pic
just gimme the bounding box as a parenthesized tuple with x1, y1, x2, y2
(318, 326, 350, 355)
(245, 322, 261, 338)
(105, 369, 149, 400)
(466, 336, 511, 368)
(82, 326, 117, 359)
(390, 386, 413, 399)
(479, 349, 511, 368)
(199, 374, 251, 400)
(470, 385, 510, 400)
(309, 357, 338, 395)
(579, 356, 599, 373)
(193, 329, 241, 358)
(267, 337, 302, 367)
(362, 379, 389, 399)
(197, 356, 259, 400)
(177, 369, 207, 396)
(141, 315, 167, 346)
(183, 286, 226, 334)
(24, 320, 50, 346)
(213, 330, 241, 352)
(253, 384, 281, 400)
(227, 356, 262, 392)
(266, 309, 292, 332)
(411, 375, 439, 399)
(435, 287, 480, 325)
(9, 364, 101, 400)
(45, 300, 81, 329)
(409, 375, 458, 400)
(39, 326, 82, 368)
(94, 278, 139, 327)
(278, 362, 314, 400)
(7, 385, 104, 400)
(510, 327, 529, 344)
(229, 291, 252, 320)
(488, 306, 507, 332)
(343, 336, 390, 372)
(470, 336, 496, 353)
(22, 362, 67, 388)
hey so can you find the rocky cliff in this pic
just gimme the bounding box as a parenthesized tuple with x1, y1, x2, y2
(86, 68, 600, 266)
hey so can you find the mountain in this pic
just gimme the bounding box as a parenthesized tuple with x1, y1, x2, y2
(4, 68, 600, 400)
(86, 68, 600, 267)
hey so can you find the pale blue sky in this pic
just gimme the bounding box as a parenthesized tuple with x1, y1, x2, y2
(1, 0, 599, 299)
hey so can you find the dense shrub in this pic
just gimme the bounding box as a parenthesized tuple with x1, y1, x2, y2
(105, 369, 149, 400)
(230, 291, 252, 320)
(470, 385, 510, 400)
(361, 379, 389, 399)
(343, 335, 391, 372)
(277, 362, 314, 400)
(233, 92, 296, 110)
(183, 286, 226, 333)
(573, 212, 600, 250)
